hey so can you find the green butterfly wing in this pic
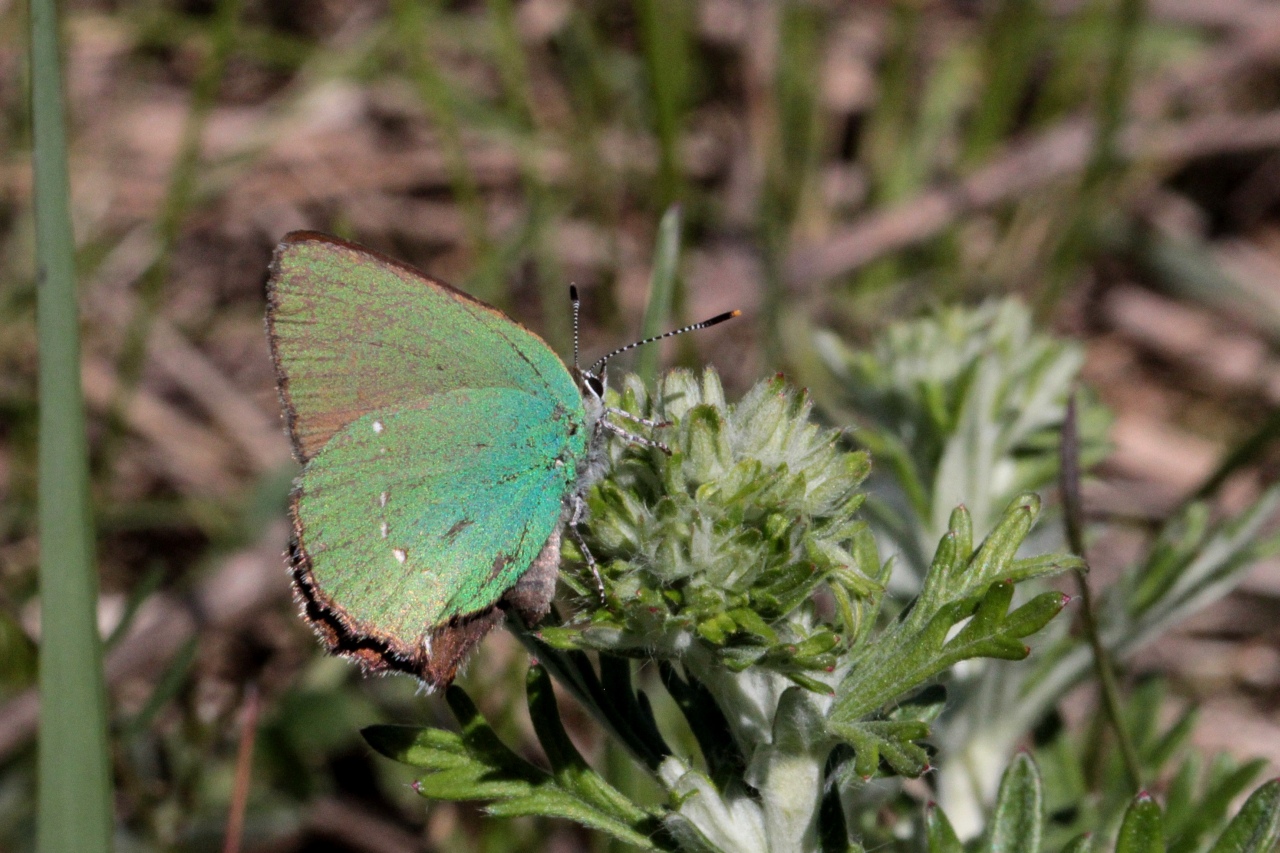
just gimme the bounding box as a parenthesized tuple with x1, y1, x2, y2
(292, 390, 579, 661)
(266, 233, 587, 685)
(267, 232, 577, 462)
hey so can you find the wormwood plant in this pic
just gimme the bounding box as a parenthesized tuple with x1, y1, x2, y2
(364, 369, 1093, 851)
(364, 301, 1280, 850)
(811, 301, 1280, 848)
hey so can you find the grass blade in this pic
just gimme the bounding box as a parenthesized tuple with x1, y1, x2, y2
(30, 0, 113, 849)
(636, 205, 682, 385)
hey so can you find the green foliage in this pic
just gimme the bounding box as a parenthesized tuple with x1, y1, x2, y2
(920, 753, 1280, 853)
(812, 300, 1280, 843)
(831, 497, 1077, 725)
(543, 369, 874, 693)
(367, 303, 1279, 850)
(812, 299, 1110, 575)
(371, 367, 1086, 851)
(366, 668, 667, 850)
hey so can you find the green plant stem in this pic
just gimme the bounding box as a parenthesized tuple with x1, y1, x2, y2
(1060, 392, 1142, 790)
(30, 0, 113, 848)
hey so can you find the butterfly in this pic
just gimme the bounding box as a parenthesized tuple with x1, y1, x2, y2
(266, 231, 738, 688)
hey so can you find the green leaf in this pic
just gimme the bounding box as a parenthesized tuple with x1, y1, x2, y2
(526, 665, 653, 824)
(363, 682, 666, 850)
(833, 493, 1071, 726)
(965, 493, 1041, 593)
(982, 752, 1043, 853)
(1205, 779, 1280, 853)
(925, 802, 964, 853)
(1115, 793, 1165, 853)
(1060, 834, 1095, 853)
(832, 717, 931, 779)
(32, 0, 114, 844)
(833, 581, 1067, 723)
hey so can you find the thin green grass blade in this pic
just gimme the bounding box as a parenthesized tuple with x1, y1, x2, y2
(635, 0, 692, 206)
(30, 0, 113, 848)
(636, 206, 681, 385)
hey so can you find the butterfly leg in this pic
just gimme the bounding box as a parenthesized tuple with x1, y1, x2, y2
(600, 418, 672, 455)
(566, 496, 607, 603)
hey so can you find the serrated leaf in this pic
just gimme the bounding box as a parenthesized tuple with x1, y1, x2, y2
(833, 578, 1064, 723)
(368, 681, 666, 850)
(826, 719, 931, 779)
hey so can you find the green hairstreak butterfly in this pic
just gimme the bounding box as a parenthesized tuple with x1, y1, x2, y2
(266, 231, 738, 688)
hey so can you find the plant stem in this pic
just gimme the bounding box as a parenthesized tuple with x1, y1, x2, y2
(222, 684, 261, 853)
(1060, 392, 1143, 789)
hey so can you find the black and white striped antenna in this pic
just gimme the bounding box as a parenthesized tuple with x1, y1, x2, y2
(570, 286, 739, 374)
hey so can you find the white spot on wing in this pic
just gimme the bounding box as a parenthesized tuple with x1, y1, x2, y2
(372, 420, 384, 433)
(393, 548, 407, 563)
(380, 521, 388, 538)
(423, 635, 433, 657)
(379, 491, 388, 507)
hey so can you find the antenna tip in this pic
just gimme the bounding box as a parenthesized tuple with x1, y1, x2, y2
(702, 309, 741, 328)
(570, 285, 579, 300)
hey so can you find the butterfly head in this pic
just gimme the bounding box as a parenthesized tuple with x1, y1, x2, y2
(572, 364, 608, 413)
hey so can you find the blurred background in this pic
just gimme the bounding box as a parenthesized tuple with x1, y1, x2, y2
(5, 0, 1280, 849)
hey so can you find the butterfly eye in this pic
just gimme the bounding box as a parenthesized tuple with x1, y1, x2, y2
(585, 374, 605, 398)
